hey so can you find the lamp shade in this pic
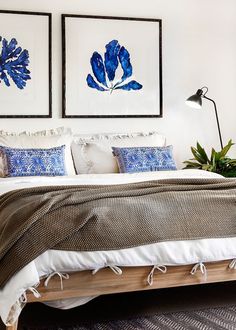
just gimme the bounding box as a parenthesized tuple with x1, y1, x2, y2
(185, 86, 224, 149)
(185, 89, 204, 109)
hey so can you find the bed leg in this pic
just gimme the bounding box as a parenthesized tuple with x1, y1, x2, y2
(6, 319, 18, 330)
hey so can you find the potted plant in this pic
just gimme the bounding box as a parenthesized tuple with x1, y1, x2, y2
(183, 140, 236, 177)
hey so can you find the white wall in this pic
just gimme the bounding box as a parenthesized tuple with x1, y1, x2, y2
(0, 0, 236, 167)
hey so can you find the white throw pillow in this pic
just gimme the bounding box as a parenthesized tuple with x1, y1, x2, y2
(72, 132, 166, 174)
(0, 127, 72, 137)
(73, 131, 165, 143)
(0, 127, 75, 176)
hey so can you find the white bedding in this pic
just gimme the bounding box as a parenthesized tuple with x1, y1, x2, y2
(1, 169, 235, 326)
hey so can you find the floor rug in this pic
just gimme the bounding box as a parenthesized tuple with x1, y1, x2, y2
(25, 305, 236, 330)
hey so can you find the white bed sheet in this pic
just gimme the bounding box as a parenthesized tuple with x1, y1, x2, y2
(1, 169, 234, 325)
(0, 169, 223, 194)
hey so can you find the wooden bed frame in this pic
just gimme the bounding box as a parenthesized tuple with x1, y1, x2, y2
(6, 260, 236, 330)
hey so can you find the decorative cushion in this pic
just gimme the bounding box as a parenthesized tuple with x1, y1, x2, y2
(0, 127, 75, 176)
(112, 146, 177, 173)
(0, 145, 67, 177)
(71, 132, 166, 174)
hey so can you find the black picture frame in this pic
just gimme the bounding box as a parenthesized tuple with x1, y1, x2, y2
(62, 14, 163, 118)
(0, 10, 52, 118)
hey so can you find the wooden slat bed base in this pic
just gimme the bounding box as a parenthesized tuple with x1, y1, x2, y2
(6, 260, 236, 330)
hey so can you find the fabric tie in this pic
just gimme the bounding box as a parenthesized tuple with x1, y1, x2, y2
(44, 272, 70, 290)
(229, 259, 236, 269)
(92, 265, 122, 276)
(190, 262, 207, 281)
(20, 286, 41, 304)
(147, 265, 167, 286)
(27, 286, 41, 298)
(19, 293, 27, 304)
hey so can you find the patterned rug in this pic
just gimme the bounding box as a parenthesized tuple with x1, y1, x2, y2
(26, 305, 236, 330)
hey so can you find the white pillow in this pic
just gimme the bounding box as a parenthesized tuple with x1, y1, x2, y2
(0, 127, 72, 137)
(0, 127, 75, 176)
(72, 132, 166, 174)
(73, 131, 164, 143)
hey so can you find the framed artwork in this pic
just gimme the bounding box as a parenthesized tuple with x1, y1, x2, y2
(62, 15, 162, 118)
(0, 10, 52, 118)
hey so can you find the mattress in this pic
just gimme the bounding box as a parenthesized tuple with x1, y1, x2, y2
(1, 169, 235, 325)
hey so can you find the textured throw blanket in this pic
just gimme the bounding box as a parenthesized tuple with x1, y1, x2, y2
(0, 178, 236, 289)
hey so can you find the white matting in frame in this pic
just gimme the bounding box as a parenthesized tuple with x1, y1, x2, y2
(0, 10, 52, 118)
(62, 15, 162, 118)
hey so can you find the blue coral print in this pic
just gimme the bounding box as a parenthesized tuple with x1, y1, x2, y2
(0, 36, 31, 89)
(86, 40, 142, 93)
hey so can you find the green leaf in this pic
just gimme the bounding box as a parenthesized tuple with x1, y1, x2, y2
(183, 161, 202, 169)
(202, 164, 214, 171)
(210, 148, 216, 163)
(191, 146, 207, 164)
(219, 139, 234, 158)
(227, 159, 236, 165)
(196, 142, 209, 162)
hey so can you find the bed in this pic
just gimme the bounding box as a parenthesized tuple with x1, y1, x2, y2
(2, 170, 236, 330)
(1, 129, 236, 330)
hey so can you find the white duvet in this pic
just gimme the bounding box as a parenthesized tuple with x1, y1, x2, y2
(1, 169, 236, 326)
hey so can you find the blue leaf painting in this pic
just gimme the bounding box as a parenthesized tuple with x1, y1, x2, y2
(104, 40, 120, 82)
(86, 39, 142, 93)
(0, 72, 10, 87)
(0, 37, 31, 89)
(90, 52, 108, 87)
(118, 46, 132, 82)
(86, 74, 108, 91)
(116, 80, 142, 91)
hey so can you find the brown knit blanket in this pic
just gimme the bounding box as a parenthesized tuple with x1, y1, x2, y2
(0, 178, 236, 289)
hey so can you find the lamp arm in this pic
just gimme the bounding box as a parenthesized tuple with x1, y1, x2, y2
(203, 95, 223, 149)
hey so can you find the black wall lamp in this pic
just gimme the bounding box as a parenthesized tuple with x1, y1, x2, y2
(186, 86, 223, 149)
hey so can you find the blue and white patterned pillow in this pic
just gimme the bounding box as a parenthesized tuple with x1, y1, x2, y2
(112, 146, 177, 173)
(0, 145, 67, 177)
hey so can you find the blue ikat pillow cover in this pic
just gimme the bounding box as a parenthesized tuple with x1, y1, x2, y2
(0, 145, 67, 177)
(112, 146, 177, 173)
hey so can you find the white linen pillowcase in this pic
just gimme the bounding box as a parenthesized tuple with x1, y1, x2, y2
(72, 131, 165, 143)
(72, 132, 166, 174)
(0, 127, 75, 177)
(0, 126, 72, 137)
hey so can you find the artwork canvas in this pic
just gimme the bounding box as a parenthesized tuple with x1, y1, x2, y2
(0, 10, 52, 118)
(62, 15, 162, 118)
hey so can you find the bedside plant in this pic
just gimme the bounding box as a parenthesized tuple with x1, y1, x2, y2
(183, 140, 236, 177)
